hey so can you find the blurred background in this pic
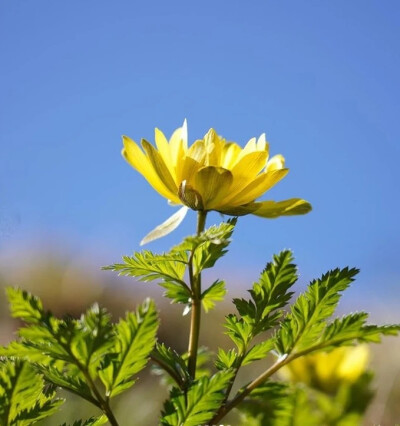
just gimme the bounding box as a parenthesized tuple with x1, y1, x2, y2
(0, 0, 399, 424)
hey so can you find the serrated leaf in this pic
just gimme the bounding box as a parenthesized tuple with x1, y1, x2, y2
(104, 250, 189, 304)
(173, 218, 237, 274)
(201, 280, 226, 312)
(59, 415, 108, 426)
(72, 304, 114, 376)
(159, 281, 192, 305)
(242, 340, 274, 366)
(321, 312, 369, 344)
(0, 359, 63, 425)
(224, 314, 253, 351)
(215, 348, 238, 370)
(161, 370, 234, 426)
(234, 250, 298, 334)
(152, 343, 190, 389)
(237, 381, 290, 426)
(37, 364, 97, 406)
(275, 267, 359, 355)
(99, 298, 158, 398)
(6, 287, 44, 324)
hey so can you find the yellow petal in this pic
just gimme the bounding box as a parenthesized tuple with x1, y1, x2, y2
(220, 151, 269, 205)
(231, 151, 269, 181)
(193, 166, 233, 210)
(236, 137, 257, 162)
(256, 133, 269, 152)
(176, 139, 207, 184)
(141, 139, 178, 196)
(122, 136, 179, 203)
(169, 121, 187, 168)
(221, 142, 242, 169)
(218, 203, 258, 216)
(266, 154, 285, 171)
(252, 199, 312, 218)
(155, 128, 175, 178)
(177, 156, 203, 187)
(203, 128, 223, 166)
(223, 169, 289, 207)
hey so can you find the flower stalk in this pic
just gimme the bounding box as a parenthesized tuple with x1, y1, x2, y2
(187, 210, 207, 379)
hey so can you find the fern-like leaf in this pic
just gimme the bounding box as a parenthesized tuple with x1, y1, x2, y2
(161, 370, 234, 426)
(99, 298, 158, 398)
(275, 267, 359, 354)
(0, 360, 63, 425)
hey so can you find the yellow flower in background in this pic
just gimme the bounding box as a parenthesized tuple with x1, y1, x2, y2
(279, 346, 370, 394)
(122, 120, 312, 243)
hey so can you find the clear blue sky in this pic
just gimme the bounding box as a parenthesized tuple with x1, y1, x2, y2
(1, 1, 399, 312)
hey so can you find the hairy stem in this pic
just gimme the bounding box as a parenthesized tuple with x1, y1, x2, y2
(187, 210, 207, 379)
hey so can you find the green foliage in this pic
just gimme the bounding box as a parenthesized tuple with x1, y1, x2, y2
(274, 267, 400, 356)
(172, 218, 237, 274)
(161, 370, 234, 426)
(215, 348, 238, 370)
(60, 416, 108, 426)
(201, 280, 226, 312)
(104, 250, 188, 289)
(219, 251, 297, 373)
(224, 314, 253, 351)
(1, 234, 400, 426)
(0, 359, 63, 425)
(1, 288, 159, 424)
(152, 343, 191, 389)
(98, 298, 158, 398)
(233, 250, 298, 334)
(242, 340, 275, 366)
(275, 267, 359, 354)
(237, 381, 292, 426)
(322, 313, 400, 345)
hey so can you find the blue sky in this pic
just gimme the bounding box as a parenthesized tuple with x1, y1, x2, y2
(1, 1, 399, 313)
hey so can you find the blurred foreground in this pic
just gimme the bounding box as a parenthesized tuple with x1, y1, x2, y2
(0, 247, 398, 425)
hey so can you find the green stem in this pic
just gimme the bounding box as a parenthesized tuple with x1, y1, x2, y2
(57, 339, 119, 426)
(82, 370, 119, 426)
(187, 210, 207, 379)
(211, 336, 362, 424)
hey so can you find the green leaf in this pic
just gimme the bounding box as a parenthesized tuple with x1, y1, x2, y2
(59, 415, 108, 426)
(99, 298, 158, 398)
(36, 363, 97, 406)
(151, 343, 190, 389)
(201, 280, 226, 312)
(6, 287, 44, 324)
(158, 281, 192, 305)
(104, 250, 189, 301)
(215, 348, 238, 370)
(72, 304, 114, 376)
(237, 381, 291, 426)
(173, 218, 237, 273)
(161, 370, 234, 426)
(224, 314, 253, 351)
(242, 340, 275, 366)
(0, 359, 63, 425)
(275, 267, 359, 355)
(321, 313, 400, 347)
(233, 250, 298, 334)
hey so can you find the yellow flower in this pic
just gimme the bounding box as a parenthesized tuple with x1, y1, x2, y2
(122, 120, 311, 243)
(279, 346, 370, 393)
